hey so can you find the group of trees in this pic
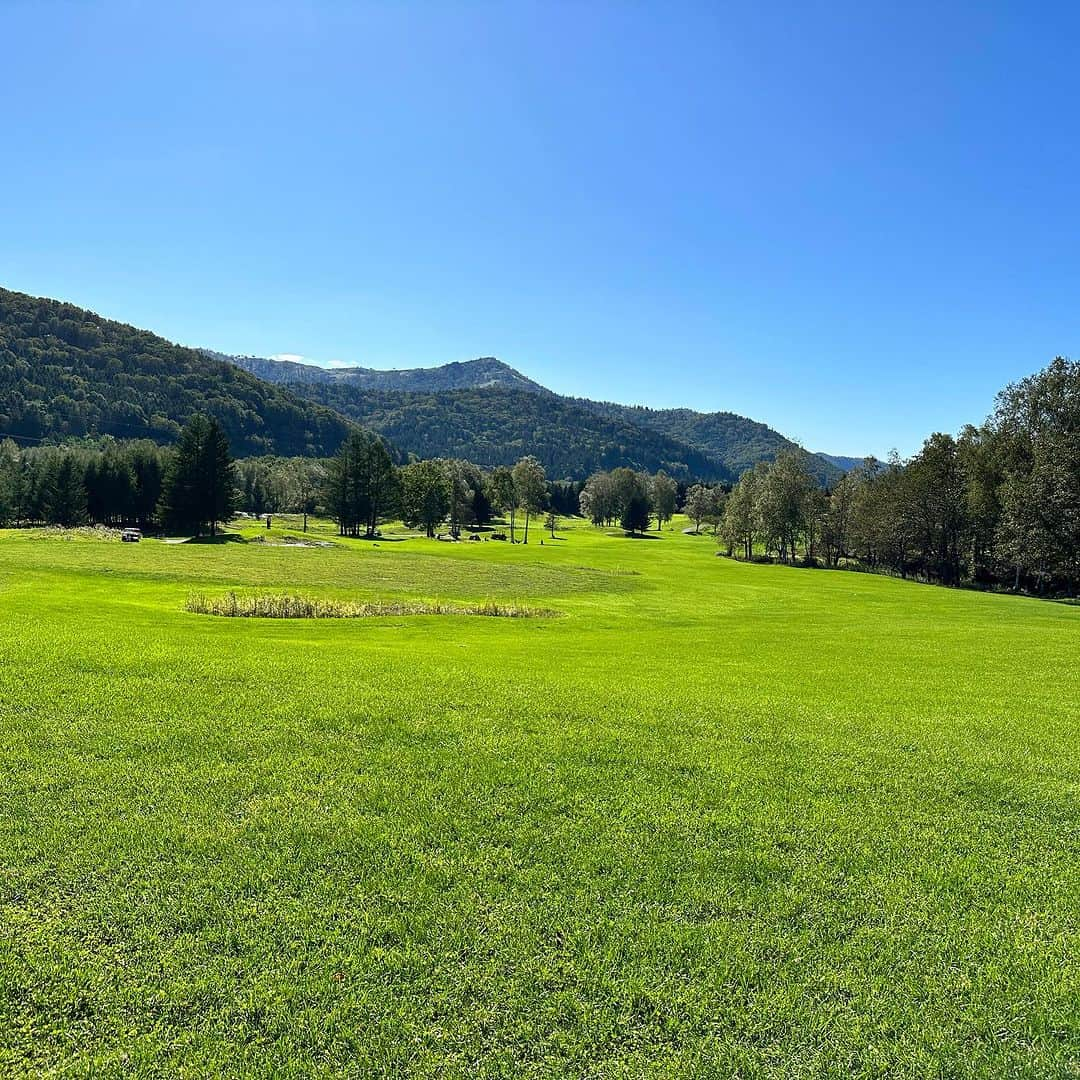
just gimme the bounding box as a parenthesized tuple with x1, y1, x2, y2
(0, 438, 168, 529)
(0, 416, 237, 537)
(323, 439, 552, 541)
(578, 468, 685, 534)
(0, 420, 560, 543)
(715, 358, 1080, 595)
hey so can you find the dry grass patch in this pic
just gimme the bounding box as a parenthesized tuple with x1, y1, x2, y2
(185, 591, 559, 619)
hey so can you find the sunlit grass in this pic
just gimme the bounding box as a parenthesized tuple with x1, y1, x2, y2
(0, 516, 1077, 1077)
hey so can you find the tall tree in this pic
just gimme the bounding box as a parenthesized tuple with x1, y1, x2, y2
(158, 415, 237, 537)
(580, 470, 618, 527)
(43, 453, 87, 527)
(441, 459, 484, 537)
(325, 431, 400, 538)
(720, 468, 760, 559)
(756, 451, 815, 563)
(401, 459, 451, 538)
(0, 439, 19, 526)
(490, 466, 519, 542)
(512, 456, 547, 544)
(684, 483, 714, 534)
(990, 357, 1080, 591)
(650, 471, 678, 531)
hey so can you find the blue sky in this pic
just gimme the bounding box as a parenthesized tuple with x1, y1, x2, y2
(3, 1, 1077, 456)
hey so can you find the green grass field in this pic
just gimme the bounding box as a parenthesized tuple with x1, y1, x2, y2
(1, 517, 1077, 1077)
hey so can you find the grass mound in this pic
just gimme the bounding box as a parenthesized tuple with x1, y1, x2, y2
(184, 590, 559, 619)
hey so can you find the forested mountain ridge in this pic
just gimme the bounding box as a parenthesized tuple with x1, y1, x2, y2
(285, 382, 732, 482)
(0, 286, 854, 480)
(214, 352, 550, 395)
(214, 350, 852, 481)
(577, 400, 844, 484)
(0, 288, 354, 456)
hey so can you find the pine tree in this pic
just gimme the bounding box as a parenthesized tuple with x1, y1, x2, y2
(325, 431, 399, 537)
(159, 415, 236, 537)
(43, 454, 88, 527)
(201, 416, 236, 537)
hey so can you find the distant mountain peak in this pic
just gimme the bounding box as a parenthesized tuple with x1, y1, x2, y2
(209, 351, 550, 395)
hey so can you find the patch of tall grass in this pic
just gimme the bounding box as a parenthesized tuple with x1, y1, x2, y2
(184, 590, 558, 619)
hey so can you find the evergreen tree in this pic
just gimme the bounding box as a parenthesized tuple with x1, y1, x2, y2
(43, 453, 87, 527)
(621, 491, 651, 535)
(0, 439, 19, 525)
(326, 431, 399, 538)
(158, 415, 237, 537)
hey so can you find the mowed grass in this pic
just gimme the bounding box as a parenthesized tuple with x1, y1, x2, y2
(0, 517, 1077, 1078)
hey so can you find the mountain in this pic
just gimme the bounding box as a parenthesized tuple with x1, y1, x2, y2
(282, 383, 731, 482)
(212, 350, 854, 481)
(211, 352, 549, 395)
(0, 288, 353, 456)
(0, 286, 856, 480)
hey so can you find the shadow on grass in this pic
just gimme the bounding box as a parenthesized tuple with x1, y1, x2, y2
(181, 534, 248, 544)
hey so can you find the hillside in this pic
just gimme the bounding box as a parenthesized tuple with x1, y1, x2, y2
(0, 288, 353, 456)
(213, 352, 550, 395)
(288, 382, 731, 481)
(817, 452, 864, 473)
(582, 401, 844, 484)
(215, 351, 853, 482)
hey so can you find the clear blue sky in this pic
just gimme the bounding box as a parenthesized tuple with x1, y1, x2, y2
(3, 1, 1077, 456)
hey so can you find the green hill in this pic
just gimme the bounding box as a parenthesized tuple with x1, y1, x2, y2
(287, 382, 731, 481)
(0, 287, 353, 456)
(581, 401, 845, 484)
(215, 351, 850, 482)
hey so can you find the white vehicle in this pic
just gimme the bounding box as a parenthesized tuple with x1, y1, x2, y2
(121, 528, 142, 543)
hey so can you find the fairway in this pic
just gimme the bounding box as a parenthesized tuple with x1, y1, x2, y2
(1, 519, 1077, 1077)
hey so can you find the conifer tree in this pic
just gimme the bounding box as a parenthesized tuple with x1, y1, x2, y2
(159, 415, 236, 537)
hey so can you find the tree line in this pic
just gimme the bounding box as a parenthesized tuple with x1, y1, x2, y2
(713, 357, 1080, 595)
(0, 417, 585, 543)
(0, 416, 241, 536)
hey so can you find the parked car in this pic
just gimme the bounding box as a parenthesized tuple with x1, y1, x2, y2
(121, 528, 142, 543)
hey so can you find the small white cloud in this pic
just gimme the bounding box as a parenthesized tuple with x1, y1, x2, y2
(325, 359, 353, 369)
(270, 353, 307, 364)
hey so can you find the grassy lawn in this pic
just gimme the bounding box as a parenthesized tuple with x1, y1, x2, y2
(0, 517, 1077, 1077)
